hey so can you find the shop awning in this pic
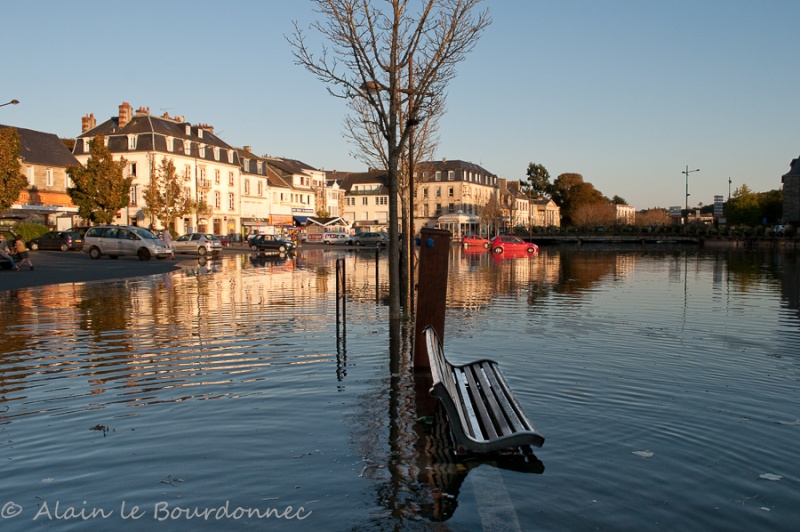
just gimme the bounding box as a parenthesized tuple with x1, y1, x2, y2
(293, 216, 309, 225)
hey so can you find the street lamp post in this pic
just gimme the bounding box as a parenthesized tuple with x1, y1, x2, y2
(0, 99, 20, 108)
(682, 165, 700, 220)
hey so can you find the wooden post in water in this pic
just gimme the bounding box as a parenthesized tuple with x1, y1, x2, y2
(413, 228, 451, 372)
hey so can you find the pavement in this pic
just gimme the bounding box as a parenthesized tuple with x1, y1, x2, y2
(0, 245, 249, 292)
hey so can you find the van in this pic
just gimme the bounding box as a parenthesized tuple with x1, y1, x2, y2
(83, 225, 171, 261)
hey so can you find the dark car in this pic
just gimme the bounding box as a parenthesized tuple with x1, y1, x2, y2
(350, 232, 387, 246)
(29, 230, 84, 252)
(249, 234, 296, 253)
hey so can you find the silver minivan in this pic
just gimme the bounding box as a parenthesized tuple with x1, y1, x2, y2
(83, 225, 171, 261)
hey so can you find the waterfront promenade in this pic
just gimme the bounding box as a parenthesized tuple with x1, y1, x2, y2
(0, 246, 247, 292)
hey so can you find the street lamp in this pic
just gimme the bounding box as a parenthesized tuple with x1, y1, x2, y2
(682, 165, 699, 212)
(0, 99, 20, 108)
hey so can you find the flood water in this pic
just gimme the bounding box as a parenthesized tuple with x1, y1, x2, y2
(1, 246, 798, 531)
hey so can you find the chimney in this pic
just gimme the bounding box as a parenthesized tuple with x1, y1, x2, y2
(81, 113, 96, 133)
(442, 157, 447, 164)
(244, 146, 252, 153)
(118, 101, 133, 128)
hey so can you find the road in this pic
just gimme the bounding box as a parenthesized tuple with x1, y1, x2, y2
(0, 246, 247, 292)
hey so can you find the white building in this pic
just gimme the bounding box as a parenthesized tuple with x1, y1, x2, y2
(74, 102, 241, 235)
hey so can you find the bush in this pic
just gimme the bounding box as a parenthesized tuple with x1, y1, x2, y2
(13, 222, 49, 243)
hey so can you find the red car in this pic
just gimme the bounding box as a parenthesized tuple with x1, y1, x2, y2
(490, 235, 538, 254)
(461, 233, 490, 249)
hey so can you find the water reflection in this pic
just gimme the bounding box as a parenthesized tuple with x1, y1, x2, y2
(0, 247, 798, 530)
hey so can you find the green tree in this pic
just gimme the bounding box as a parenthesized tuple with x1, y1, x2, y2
(524, 163, 551, 197)
(143, 157, 196, 228)
(67, 136, 131, 224)
(551, 173, 605, 226)
(725, 184, 761, 226)
(0, 128, 28, 212)
(612, 195, 628, 205)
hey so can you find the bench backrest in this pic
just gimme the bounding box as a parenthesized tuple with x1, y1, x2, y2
(424, 326, 457, 398)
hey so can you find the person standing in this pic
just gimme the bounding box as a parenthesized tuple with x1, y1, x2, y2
(162, 228, 174, 259)
(0, 234, 18, 270)
(14, 237, 33, 271)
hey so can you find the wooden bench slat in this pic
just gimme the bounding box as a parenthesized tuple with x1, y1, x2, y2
(462, 365, 500, 441)
(478, 362, 529, 433)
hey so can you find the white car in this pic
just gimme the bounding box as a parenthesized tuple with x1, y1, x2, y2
(322, 233, 351, 245)
(83, 225, 171, 261)
(171, 233, 223, 256)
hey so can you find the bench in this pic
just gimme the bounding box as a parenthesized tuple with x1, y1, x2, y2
(424, 326, 545, 455)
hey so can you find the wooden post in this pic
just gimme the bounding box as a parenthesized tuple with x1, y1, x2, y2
(413, 228, 451, 371)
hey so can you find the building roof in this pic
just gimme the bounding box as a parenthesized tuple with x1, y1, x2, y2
(0, 124, 80, 168)
(418, 159, 497, 178)
(336, 170, 389, 193)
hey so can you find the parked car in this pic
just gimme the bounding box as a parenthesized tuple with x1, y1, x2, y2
(322, 233, 351, 245)
(214, 234, 230, 247)
(83, 225, 171, 261)
(350, 232, 387, 246)
(172, 233, 223, 256)
(29, 230, 84, 252)
(250, 234, 296, 253)
(461, 233, 490, 249)
(489, 235, 538, 254)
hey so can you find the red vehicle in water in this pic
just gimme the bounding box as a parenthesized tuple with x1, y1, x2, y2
(461, 233, 490, 250)
(490, 235, 538, 254)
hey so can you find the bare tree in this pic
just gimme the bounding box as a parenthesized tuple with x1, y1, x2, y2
(289, 0, 490, 321)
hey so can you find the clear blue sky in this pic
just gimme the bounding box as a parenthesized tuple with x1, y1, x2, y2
(3, 0, 799, 209)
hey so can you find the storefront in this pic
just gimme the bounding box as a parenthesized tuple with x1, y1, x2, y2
(436, 212, 482, 241)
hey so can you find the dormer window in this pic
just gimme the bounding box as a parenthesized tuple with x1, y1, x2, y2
(166, 136, 173, 152)
(184, 140, 191, 154)
(214, 147, 220, 161)
(228, 151, 234, 163)
(83, 140, 90, 153)
(128, 135, 136, 150)
(199, 145, 206, 158)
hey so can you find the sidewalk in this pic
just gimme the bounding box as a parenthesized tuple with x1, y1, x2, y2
(0, 248, 241, 292)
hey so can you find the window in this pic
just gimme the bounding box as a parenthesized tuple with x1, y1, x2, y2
(423, 187, 428, 198)
(214, 147, 220, 160)
(215, 170, 220, 184)
(448, 203, 455, 213)
(435, 203, 442, 215)
(228, 172, 234, 186)
(244, 179, 250, 195)
(257, 181, 263, 196)
(166, 136, 173, 152)
(448, 170, 454, 181)
(199, 167, 206, 181)
(215, 191, 221, 209)
(435, 187, 441, 197)
(184, 165, 191, 181)
(26, 166, 33, 185)
(377, 197, 387, 205)
(83, 141, 90, 153)
(66, 174, 73, 189)
(448, 187, 454, 197)
(198, 191, 205, 204)
(184, 140, 190, 154)
(435, 171, 441, 181)
(46, 168, 53, 187)
(228, 193, 234, 210)
(199, 145, 206, 158)
(130, 185, 137, 206)
(423, 204, 429, 217)
(129, 163, 137, 176)
(128, 135, 136, 150)
(362, 197, 368, 206)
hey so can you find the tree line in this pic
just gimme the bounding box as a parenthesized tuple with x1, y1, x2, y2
(522, 161, 783, 228)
